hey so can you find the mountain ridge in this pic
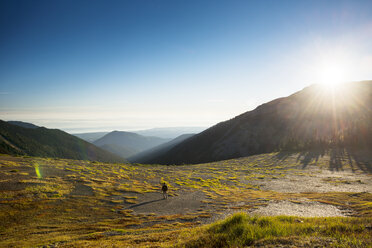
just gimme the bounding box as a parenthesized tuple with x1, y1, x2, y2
(128, 133, 194, 163)
(7, 121, 39, 129)
(73, 132, 109, 143)
(141, 81, 372, 165)
(133, 127, 206, 139)
(0, 120, 125, 163)
(94, 131, 170, 158)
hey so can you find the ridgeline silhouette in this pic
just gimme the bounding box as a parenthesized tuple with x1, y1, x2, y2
(140, 81, 372, 165)
(0, 120, 125, 163)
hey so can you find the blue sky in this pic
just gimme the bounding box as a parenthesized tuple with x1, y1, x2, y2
(1, 0, 372, 133)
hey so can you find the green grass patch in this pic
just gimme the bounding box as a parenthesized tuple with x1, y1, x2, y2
(180, 213, 371, 247)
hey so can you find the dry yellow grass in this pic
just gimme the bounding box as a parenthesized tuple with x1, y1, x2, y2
(0, 151, 371, 247)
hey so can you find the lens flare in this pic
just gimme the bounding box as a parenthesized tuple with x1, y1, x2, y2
(34, 163, 42, 179)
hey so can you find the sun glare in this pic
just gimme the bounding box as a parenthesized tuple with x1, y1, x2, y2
(316, 54, 352, 89)
(319, 63, 346, 89)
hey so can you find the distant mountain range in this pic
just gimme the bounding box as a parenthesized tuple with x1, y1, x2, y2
(128, 133, 194, 163)
(93, 131, 170, 158)
(133, 127, 206, 139)
(141, 81, 372, 165)
(73, 132, 109, 142)
(73, 127, 206, 142)
(0, 120, 124, 163)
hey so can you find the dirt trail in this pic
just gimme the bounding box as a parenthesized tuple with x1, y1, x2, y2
(125, 191, 205, 215)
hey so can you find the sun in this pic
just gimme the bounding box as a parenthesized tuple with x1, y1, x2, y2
(319, 64, 346, 89)
(316, 55, 352, 89)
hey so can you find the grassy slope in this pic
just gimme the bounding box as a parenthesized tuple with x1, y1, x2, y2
(0, 120, 124, 163)
(0, 151, 370, 247)
(180, 213, 371, 247)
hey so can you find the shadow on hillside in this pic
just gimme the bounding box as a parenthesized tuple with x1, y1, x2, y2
(127, 198, 164, 209)
(276, 147, 372, 173)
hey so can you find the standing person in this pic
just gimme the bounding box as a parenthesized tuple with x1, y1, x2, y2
(161, 182, 168, 199)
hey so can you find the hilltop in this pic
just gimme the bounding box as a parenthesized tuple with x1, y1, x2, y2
(94, 131, 170, 158)
(7, 121, 39, 129)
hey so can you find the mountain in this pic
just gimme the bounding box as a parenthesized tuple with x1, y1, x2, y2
(73, 132, 109, 143)
(93, 131, 170, 158)
(99, 143, 138, 158)
(133, 127, 206, 139)
(143, 81, 372, 165)
(72, 127, 205, 143)
(0, 120, 125, 163)
(128, 133, 194, 163)
(7, 121, 39, 129)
